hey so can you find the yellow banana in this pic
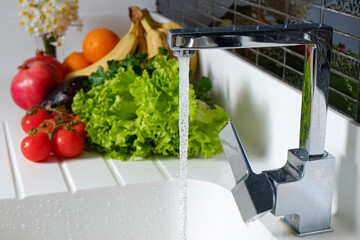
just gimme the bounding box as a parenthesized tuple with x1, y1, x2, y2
(64, 21, 140, 81)
(189, 51, 199, 81)
(140, 14, 168, 59)
(136, 24, 147, 54)
(140, 9, 199, 80)
(161, 21, 182, 30)
(129, 7, 198, 79)
(139, 9, 162, 28)
(141, 9, 182, 30)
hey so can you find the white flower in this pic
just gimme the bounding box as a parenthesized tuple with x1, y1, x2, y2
(17, 0, 82, 46)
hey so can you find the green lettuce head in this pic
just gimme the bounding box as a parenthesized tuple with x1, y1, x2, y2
(72, 55, 229, 160)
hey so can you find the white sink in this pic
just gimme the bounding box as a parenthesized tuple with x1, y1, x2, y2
(186, 180, 276, 240)
(0, 86, 353, 240)
(1, 107, 276, 239)
(0, 179, 275, 240)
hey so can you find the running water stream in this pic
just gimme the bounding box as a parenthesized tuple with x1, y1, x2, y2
(177, 55, 191, 240)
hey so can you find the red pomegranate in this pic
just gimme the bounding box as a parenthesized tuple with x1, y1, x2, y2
(10, 61, 62, 110)
(24, 50, 67, 80)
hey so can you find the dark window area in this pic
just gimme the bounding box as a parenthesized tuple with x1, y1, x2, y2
(157, 0, 360, 123)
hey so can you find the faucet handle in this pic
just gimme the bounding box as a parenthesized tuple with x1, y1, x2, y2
(218, 121, 251, 183)
(219, 121, 274, 224)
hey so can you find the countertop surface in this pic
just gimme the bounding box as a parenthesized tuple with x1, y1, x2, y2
(0, 94, 235, 200)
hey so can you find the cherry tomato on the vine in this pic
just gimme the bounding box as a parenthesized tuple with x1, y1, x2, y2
(37, 118, 57, 137)
(21, 133, 52, 162)
(51, 107, 72, 121)
(71, 116, 87, 136)
(71, 121, 86, 136)
(21, 108, 50, 133)
(58, 116, 87, 136)
(20, 106, 88, 162)
(52, 129, 85, 158)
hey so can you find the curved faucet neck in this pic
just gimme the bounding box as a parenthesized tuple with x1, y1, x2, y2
(168, 24, 333, 157)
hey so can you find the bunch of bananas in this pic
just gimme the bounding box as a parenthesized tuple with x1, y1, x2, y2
(65, 7, 198, 81)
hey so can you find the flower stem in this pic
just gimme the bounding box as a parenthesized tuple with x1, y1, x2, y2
(41, 34, 57, 57)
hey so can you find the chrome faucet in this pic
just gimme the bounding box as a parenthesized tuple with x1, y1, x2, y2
(168, 24, 335, 236)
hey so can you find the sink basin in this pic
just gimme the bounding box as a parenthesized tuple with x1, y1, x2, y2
(186, 180, 276, 240)
(0, 179, 275, 240)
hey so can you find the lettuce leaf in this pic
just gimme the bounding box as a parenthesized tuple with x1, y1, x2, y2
(72, 55, 229, 160)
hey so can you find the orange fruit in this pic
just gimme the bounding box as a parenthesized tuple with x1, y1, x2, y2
(82, 28, 120, 63)
(62, 52, 90, 74)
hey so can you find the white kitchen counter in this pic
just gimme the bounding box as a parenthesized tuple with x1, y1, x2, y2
(0, 105, 234, 200)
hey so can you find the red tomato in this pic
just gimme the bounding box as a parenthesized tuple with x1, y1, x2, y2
(21, 133, 52, 162)
(38, 118, 57, 136)
(72, 121, 86, 136)
(71, 116, 87, 136)
(52, 129, 85, 158)
(21, 108, 50, 133)
(51, 107, 72, 121)
(58, 116, 87, 136)
(72, 115, 82, 122)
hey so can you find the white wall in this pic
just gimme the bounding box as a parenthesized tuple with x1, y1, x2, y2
(0, 0, 156, 78)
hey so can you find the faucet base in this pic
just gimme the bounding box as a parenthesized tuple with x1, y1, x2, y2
(281, 217, 333, 237)
(266, 149, 335, 237)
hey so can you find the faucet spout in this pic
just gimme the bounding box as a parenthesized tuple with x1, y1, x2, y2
(172, 49, 195, 58)
(168, 24, 333, 157)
